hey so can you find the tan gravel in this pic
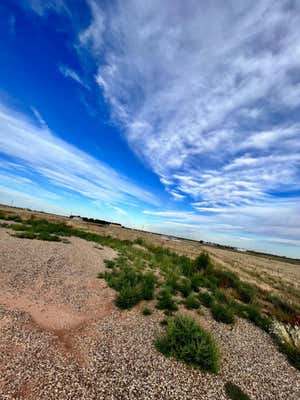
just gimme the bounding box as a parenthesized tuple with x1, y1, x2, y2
(0, 226, 300, 399)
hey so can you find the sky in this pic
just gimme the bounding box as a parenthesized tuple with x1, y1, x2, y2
(0, 0, 300, 257)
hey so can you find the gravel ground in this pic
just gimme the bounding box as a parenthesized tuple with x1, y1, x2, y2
(0, 227, 299, 399)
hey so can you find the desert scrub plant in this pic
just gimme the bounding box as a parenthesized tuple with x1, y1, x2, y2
(270, 320, 300, 370)
(236, 282, 256, 304)
(156, 287, 178, 312)
(115, 285, 142, 309)
(155, 315, 220, 373)
(184, 293, 200, 309)
(105, 266, 156, 309)
(199, 291, 214, 308)
(211, 303, 235, 324)
(142, 307, 152, 316)
(194, 252, 212, 273)
(104, 259, 115, 269)
(141, 272, 156, 300)
(224, 382, 251, 400)
(190, 272, 204, 291)
(178, 277, 192, 297)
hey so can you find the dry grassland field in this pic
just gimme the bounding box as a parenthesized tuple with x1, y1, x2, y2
(0, 205, 300, 399)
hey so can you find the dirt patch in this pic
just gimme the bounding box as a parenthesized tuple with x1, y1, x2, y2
(1, 211, 300, 399)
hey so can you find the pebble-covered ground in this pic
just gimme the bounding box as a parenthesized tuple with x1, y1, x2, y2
(0, 227, 299, 399)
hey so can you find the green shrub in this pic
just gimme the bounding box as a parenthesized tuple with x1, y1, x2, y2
(165, 273, 180, 294)
(141, 272, 156, 300)
(155, 315, 220, 373)
(211, 303, 235, 324)
(190, 273, 204, 291)
(115, 285, 142, 309)
(185, 293, 200, 309)
(224, 382, 251, 400)
(214, 289, 229, 304)
(156, 288, 178, 311)
(199, 291, 214, 308)
(142, 307, 152, 316)
(237, 283, 256, 304)
(194, 252, 212, 272)
(178, 278, 192, 297)
(181, 258, 195, 277)
(214, 269, 239, 289)
(104, 259, 115, 269)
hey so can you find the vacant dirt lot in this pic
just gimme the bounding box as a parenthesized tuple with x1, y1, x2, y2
(0, 220, 300, 399)
(2, 205, 299, 304)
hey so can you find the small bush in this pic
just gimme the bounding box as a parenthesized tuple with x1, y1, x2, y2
(104, 259, 115, 269)
(115, 285, 142, 309)
(211, 303, 235, 324)
(105, 266, 156, 309)
(241, 304, 271, 332)
(142, 307, 152, 316)
(155, 315, 220, 373)
(237, 283, 256, 304)
(165, 273, 180, 294)
(185, 293, 200, 309)
(156, 288, 178, 311)
(199, 291, 214, 308)
(181, 258, 195, 277)
(194, 252, 212, 272)
(214, 270, 239, 289)
(224, 382, 251, 400)
(178, 278, 192, 297)
(190, 273, 204, 291)
(214, 289, 229, 304)
(141, 272, 156, 300)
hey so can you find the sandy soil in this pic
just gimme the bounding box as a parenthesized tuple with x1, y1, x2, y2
(0, 224, 300, 399)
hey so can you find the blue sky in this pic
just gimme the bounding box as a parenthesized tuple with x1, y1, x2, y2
(0, 0, 300, 257)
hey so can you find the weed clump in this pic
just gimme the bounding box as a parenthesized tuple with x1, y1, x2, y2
(199, 291, 214, 308)
(156, 288, 178, 312)
(155, 315, 220, 373)
(178, 277, 192, 297)
(194, 252, 212, 273)
(105, 266, 156, 309)
(104, 259, 115, 269)
(211, 303, 235, 324)
(184, 293, 200, 309)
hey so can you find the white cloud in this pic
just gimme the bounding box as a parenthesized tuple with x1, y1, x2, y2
(58, 65, 87, 88)
(80, 0, 300, 211)
(24, 0, 68, 16)
(0, 101, 157, 207)
(144, 197, 300, 249)
(79, 0, 105, 54)
(112, 206, 127, 216)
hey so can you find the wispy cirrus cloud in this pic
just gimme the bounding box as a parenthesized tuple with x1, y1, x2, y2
(58, 65, 87, 88)
(79, 0, 300, 210)
(0, 101, 157, 207)
(23, 0, 69, 16)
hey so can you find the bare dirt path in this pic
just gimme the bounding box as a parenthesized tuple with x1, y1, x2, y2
(0, 226, 300, 399)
